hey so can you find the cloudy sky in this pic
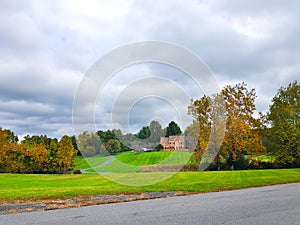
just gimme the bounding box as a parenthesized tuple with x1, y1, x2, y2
(1, 0, 299, 138)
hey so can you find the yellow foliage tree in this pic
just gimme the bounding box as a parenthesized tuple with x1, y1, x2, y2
(54, 135, 76, 174)
(188, 83, 265, 170)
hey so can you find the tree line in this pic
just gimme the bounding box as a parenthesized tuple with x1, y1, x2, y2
(77, 120, 182, 156)
(0, 80, 299, 173)
(0, 120, 183, 173)
(0, 133, 76, 173)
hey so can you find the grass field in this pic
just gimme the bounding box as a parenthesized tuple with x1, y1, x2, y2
(74, 155, 111, 170)
(74, 151, 193, 173)
(0, 169, 299, 201)
(116, 151, 173, 166)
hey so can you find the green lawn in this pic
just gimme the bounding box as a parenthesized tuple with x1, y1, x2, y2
(116, 151, 172, 166)
(93, 159, 139, 173)
(74, 155, 111, 170)
(0, 169, 299, 200)
(116, 151, 193, 166)
(74, 151, 193, 173)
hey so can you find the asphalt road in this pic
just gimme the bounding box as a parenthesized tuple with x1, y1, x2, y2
(1, 183, 299, 225)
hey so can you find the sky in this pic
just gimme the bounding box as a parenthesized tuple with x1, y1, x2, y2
(0, 0, 299, 139)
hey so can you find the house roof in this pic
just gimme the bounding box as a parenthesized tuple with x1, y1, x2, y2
(160, 135, 185, 143)
(168, 135, 184, 142)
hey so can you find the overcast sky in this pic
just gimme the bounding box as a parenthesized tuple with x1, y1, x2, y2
(0, 0, 299, 138)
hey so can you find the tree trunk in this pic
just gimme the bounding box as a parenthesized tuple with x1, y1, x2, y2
(216, 154, 221, 171)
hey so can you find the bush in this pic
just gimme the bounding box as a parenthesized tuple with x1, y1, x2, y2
(73, 169, 82, 174)
(248, 159, 279, 169)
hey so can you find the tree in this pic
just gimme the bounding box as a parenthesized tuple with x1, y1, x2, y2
(187, 94, 225, 169)
(188, 95, 212, 152)
(106, 139, 121, 154)
(188, 83, 265, 170)
(71, 135, 78, 151)
(48, 139, 58, 173)
(54, 135, 76, 173)
(220, 83, 265, 169)
(112, 129, 131, 151)
(77, 132, 104, 156)
(3, 129, 18, 143)
(23, 144, 50, 173)
(267, 81, 300, 167)
(97, 129, 116, 143)
(0, 128, 25, 173)
(165, 121, 182, 137)
(20, 134, 58, 173)
(136, 126, 151, 139)
(149, 120, 164, 143)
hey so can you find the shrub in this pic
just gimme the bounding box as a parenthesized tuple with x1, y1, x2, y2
(73, 169, 82, 174)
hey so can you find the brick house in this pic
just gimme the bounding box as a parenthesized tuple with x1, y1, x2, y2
(160, 135, 185, 150)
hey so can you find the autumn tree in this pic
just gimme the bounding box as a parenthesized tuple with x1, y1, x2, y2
(23, 144, 50, 173)
(77, 132, 104, 156)
(220, 83, 265, 169)
(188, 95, 212, 153)
(0, 130, 77, 174)
(20, 135, 53, 173)
(188, 83, 265, 170)
(187, 94, 225, 169)
(0, 128, 23, 173)
(219, 83, 265, 169)
(267, 81, 300, 167)
(54, 135, 76, 174)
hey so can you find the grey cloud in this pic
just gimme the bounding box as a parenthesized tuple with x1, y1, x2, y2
(0, 0, 299, 138)
(209, 0, 300, 16)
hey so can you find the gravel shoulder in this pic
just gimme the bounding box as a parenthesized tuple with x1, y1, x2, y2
(0, 191, 185, 214)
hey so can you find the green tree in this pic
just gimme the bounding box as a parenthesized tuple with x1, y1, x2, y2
(267, 81, 300, 167)
(97, 129, 116, 143)
(165, 121, 182, 137)
(71, 135, 78, 151)
(149, 120, 164, 143)
(106, 139, 121, 154)
(112, 129, 128, 151)
(136, 126, 151, 139)
(48, 139, 58, 173)
(54, 135, 76, 173)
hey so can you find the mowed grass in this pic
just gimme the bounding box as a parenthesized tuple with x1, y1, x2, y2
(74, 155, 111, 170)
(116, 151, 172, 166)
(74, 151, 193, 173)
(116, 151, 193, 166)
(0, 169, 299, 200)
